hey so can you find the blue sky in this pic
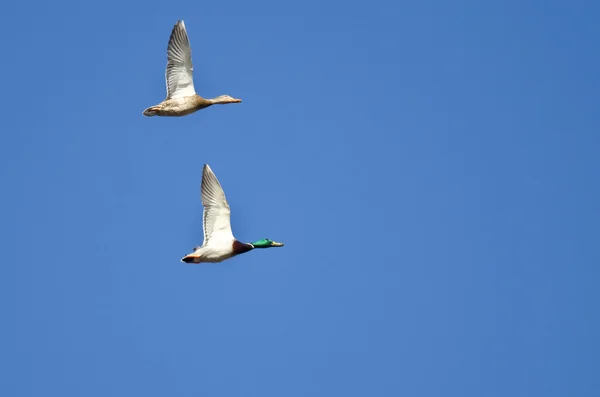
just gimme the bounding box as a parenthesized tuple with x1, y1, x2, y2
(2, 0, 599, 396)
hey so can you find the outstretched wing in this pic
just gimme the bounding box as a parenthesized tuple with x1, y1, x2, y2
(165, 20, 196, 99)
(201, 164, 234, 245)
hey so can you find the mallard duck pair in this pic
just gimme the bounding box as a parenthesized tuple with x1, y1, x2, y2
(144, 21, 283, 264)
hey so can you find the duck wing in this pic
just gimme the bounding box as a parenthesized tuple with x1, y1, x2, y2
(201, 164, 234, 246)
(165, 20, 196, 99)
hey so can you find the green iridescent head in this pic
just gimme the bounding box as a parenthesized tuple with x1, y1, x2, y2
(251, 238, 284, 248)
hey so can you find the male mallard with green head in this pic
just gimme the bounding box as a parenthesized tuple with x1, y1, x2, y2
(143, 20, 242, 117)
(181, 164, 284, 264)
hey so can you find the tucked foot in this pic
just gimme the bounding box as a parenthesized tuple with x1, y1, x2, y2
(142, 106, 161, 117)
(181, 254, 201, 264)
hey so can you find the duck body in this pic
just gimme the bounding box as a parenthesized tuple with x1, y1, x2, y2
(143, 95, 212, 117)
(181, 164, 283, 264)
(182, 240, 253, 263)
(143, 20, 241, 118)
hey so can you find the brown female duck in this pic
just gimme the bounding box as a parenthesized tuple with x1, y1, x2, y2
(143, 20, 241, 117)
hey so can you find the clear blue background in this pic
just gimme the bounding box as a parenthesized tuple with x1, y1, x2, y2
(2, 1, 599, 396)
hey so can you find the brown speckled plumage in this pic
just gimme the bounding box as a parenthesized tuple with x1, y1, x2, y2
(143, 95, 213, 117)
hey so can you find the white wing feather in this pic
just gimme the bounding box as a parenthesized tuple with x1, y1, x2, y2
(201, 164, 234, 245)
(165, 20, 196, 99)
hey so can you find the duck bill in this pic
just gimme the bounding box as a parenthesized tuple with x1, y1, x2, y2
(271, 241, 284, 247)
